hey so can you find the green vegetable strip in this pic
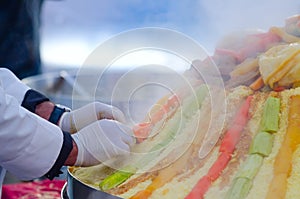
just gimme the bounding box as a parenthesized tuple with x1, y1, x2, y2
(225, 97, 281, 199)
(249, 132, 274, 157)
(99, 85, 208, 191)
(225, 178, 252, 199)
(99, 166, 137, 191)
(235, 154, 263, 180)
(261, 97, 280, 133)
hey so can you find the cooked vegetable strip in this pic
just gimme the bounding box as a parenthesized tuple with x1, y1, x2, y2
(240, 31, 281, 60)
(133, 94, 180, 143)
(219, 96, 253, 154)
(259, 42, 300, 89)
(225, 155, 263, 199)
(226, 96, 280, 199)
(230, 58, 259, 77)
(133, 122, 152, 143)
(99, 85, 208, 191)
(249, 132, 274, 157)
(133, 83, 206, 143)
(130, 89, 213, 199)
(249, 76, 264, 91)
(235, 154, 264, 180)
(185, 96, 253, 199)
(99, 166, 137, 191)
(130, 148, 192, 199)
(266, 95, 300, 199)
(225, 178, 252, 199)
(270, 26, 300, 43)
(260, 97, 280, 133)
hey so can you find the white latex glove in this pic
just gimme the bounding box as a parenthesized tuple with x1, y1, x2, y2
(59, 102, 126, 133)
(71, 119, 135, 166)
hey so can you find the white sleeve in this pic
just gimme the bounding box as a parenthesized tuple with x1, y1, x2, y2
(0, 68, 30, 104)
(0, 87, 63, 180)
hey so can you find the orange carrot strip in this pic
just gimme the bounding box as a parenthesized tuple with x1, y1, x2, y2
(130, 189, 152, 199)
(249, 76, 264, 91)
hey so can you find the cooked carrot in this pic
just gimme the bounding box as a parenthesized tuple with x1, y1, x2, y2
(249, 76, 264, 91)
(130, 189, 152, 199)
(129, 135, 194, 199)
(185, 96, 253, 199)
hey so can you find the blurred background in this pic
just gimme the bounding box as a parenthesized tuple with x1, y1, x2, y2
(41, 0, 300, 71)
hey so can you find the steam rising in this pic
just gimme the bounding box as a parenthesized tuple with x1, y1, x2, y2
(42, 0, 300, 65)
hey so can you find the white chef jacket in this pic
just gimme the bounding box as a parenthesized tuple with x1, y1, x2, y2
(0, 68, 64, 197)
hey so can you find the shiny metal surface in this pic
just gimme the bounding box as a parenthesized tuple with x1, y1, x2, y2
(61, 182, 68, 199)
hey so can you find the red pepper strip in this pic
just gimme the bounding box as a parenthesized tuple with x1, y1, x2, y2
(150, 95, 180, 124)
(133, 122, 152, 143)
(185, 96, 253, 199)
(150, 107, 167, 124)
(207, 152, 231, 181)
(273, 86, 286, 92)
(220, 96, 253, 153)
(133, 83, 203, 142)
(184, 176, 211, 199)
(133, 94, 180, 143)
(219, 125, 243, 154)
(233, 95, 253, 125)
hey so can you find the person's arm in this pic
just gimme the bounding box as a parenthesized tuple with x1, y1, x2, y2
(64, 140, 78, 166)
(0, 87, 134, 180)
(0, 68, 127, 134)
(0, 68, 30, 103)
(0, 87, 67, 180)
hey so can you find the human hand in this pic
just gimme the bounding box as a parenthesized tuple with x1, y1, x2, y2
(59, 102, 126, 133)
(71, 119, 135, 166)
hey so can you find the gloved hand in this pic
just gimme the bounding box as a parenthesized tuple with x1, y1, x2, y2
(71, 119, 135, 166)
(59, 102, 126, 133)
